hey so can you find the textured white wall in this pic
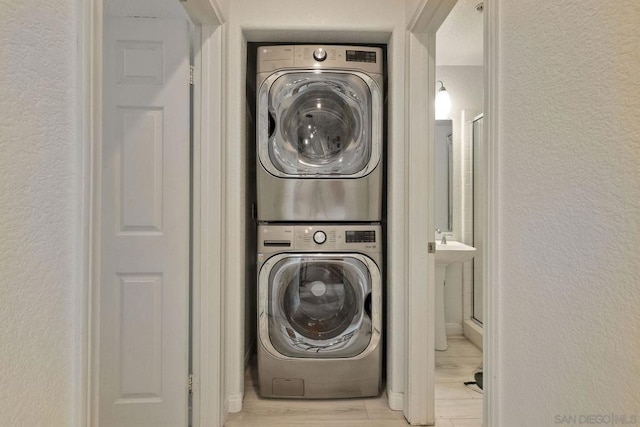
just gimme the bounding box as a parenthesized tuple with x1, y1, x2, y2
(0, 0, 78, 426)
(496, 0, 640, 424)
(435, 66, 483, 329)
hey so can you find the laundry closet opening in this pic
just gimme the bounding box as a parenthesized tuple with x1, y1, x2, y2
(243, 42, 389, 399)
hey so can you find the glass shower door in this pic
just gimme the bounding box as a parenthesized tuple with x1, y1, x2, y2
(472, 115, 484, 324)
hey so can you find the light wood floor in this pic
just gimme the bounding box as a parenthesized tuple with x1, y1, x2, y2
(225, 336, 483, 426)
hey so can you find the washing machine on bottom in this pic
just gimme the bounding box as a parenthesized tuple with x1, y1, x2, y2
(257, 223, 383, 398)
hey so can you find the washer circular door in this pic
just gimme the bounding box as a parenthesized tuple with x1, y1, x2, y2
(257, 71, 382, 178)
(259, 254, 381, 358)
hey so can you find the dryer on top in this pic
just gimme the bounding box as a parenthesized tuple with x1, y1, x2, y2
(256, 45, 384, 222)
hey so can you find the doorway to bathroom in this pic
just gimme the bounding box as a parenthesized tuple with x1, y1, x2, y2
(434, 0, 486, 424)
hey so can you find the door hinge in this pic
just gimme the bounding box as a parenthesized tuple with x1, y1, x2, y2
(428, 242, 436, 253)
(189, 65, 194, 85)
(188, 373, 199, 394)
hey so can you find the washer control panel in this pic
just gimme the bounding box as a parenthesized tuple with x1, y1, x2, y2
(258, 224, 381, 253)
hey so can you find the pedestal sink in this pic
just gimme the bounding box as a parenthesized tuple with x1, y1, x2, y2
(435, 241, 477, 350)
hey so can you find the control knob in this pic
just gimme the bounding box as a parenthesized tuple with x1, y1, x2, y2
(313, 230, 327, 244)
(313, 48, 327, 62)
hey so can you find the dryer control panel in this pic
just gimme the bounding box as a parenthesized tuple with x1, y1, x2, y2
(257, 45, 383, 75)
(258, 224, 381, 254)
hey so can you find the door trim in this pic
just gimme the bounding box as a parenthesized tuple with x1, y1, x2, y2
(76, 0, 99, 424)
(406, 0, 464, 424)
(404, 30, 436, 424)
(80, 1, 226, 426)
(483, 1, 500, 426)
(191, 20, 227, 427)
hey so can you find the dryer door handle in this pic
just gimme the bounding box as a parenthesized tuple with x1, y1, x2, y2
(268, 111, 276, 138)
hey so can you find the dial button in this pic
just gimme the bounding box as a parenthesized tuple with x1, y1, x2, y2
(313, 48, 327, 62)
(313, 230, 327, 244)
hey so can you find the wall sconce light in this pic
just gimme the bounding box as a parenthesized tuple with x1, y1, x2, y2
(435, 80, 451, 120)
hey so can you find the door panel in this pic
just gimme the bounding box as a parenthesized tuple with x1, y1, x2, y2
(100, 17, 190, 427)
(119, 107, 164, 232)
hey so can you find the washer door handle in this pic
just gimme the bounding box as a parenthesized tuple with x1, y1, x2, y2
(364, 292, 372, 319)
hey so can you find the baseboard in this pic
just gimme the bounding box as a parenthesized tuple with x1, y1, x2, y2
(227, 393, 243, 413)
(445, 322, 464, 337)
(228, 347, 249, 415)
(225, 342, 255, 416)
(463, 319, 483, 351)
(386, 389, 404, 411)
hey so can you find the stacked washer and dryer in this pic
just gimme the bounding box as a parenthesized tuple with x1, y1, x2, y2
(256, 45, 385, 399)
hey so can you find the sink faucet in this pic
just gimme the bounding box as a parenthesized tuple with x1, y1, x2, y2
(435, 228, 447, 244)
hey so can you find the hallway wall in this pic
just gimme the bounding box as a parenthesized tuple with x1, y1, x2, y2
(494, 0, 640, 424)
(0, 0, 79, 425)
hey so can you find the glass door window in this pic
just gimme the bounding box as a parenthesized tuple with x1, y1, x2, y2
(268, 256, 373, 358)
(265, 72, 373, 176)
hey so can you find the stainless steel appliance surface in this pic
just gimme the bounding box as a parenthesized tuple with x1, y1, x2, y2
(256, 45, 384, 222)
(257, 223, 383, 398)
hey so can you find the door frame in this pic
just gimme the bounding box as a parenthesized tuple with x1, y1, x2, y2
(78, 0, 226, 426)
(407, 0, 499, 425)
(405, 1, 457, 423)
(483, 0, 500, 425)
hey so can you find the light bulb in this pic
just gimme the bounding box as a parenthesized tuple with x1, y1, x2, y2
(435, 81, 451, 120)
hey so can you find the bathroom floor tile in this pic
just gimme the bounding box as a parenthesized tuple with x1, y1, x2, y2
(450, 418, 483, 427)
(438, 338, 482, 357)
(435, 367, 477, 383)
(435, 399, 483, 419)
(435, 382, 476, 399)
(436, 356, 483, 369)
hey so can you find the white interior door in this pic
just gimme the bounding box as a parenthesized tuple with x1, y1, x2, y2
(100, 17, 190, 427)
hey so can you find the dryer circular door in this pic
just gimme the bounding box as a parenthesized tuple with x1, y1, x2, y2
(258, 71, 382, 178)
(259, 253, 381, 358)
